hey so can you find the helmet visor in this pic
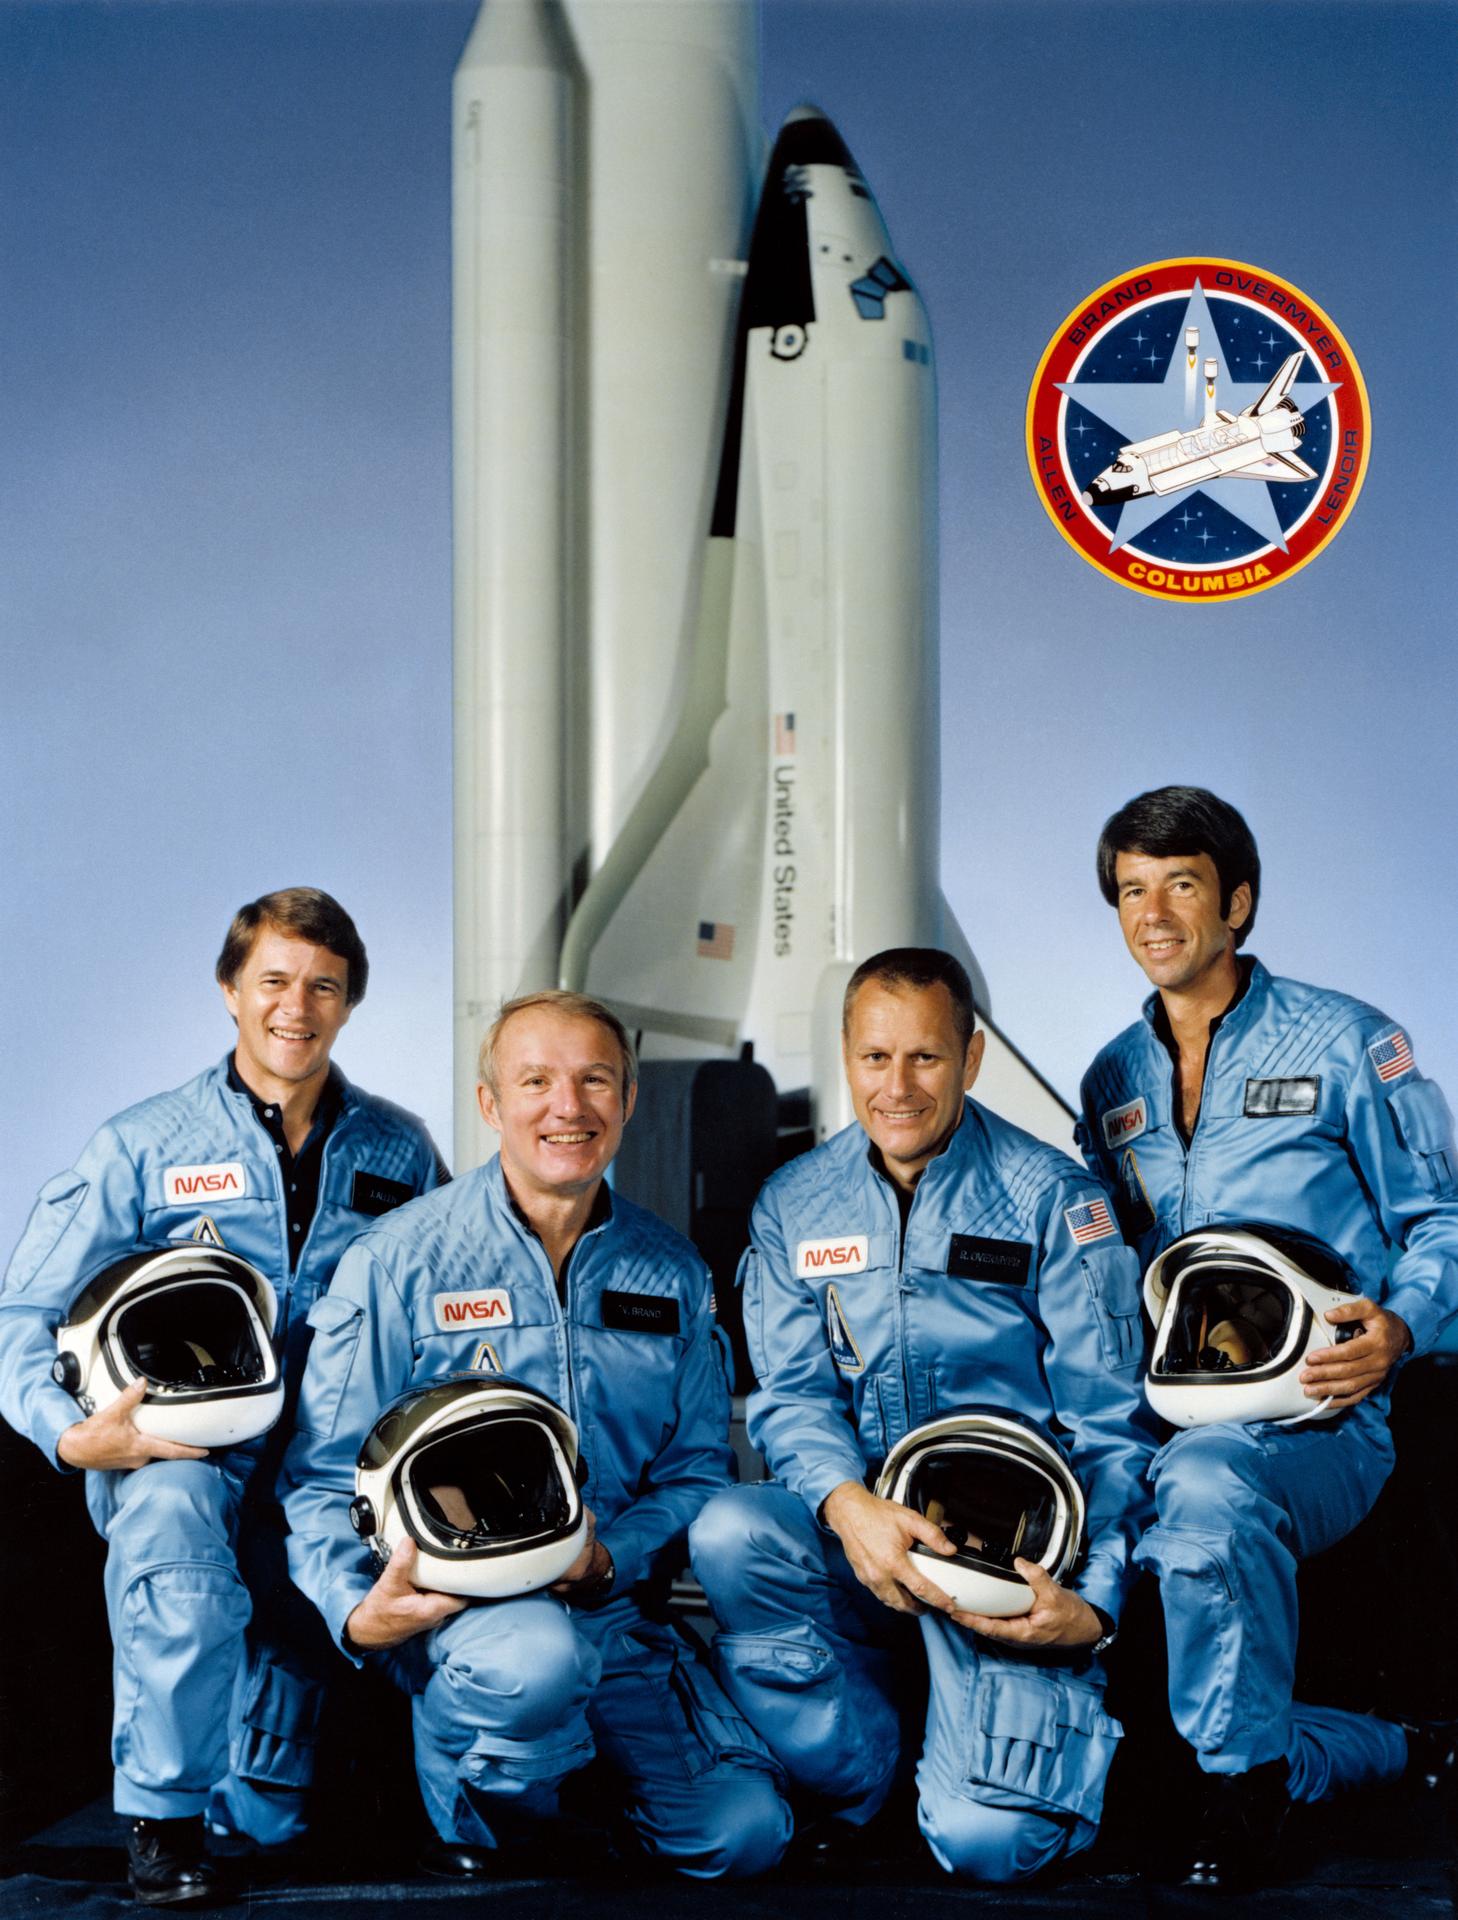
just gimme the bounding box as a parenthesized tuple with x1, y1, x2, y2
(112, 1280, 271, 1395)
(1155, 1270, 1295, 1377)
(401, 1415, 574, 1557)
(903, 1444, 1060, 1569)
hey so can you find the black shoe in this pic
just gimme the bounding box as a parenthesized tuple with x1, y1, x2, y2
(418, 1837, 499, 1879)
(126, 1818, 223, 1908)
(1180, 1760, 1290, 1891)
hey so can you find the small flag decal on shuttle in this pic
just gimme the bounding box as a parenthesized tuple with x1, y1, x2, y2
(697, 921, 735, 960)
(774, 712, 796, 753)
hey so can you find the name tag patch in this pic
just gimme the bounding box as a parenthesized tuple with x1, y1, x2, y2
(602, 1291, 680, 1335)
(164, 1162, 246, 1204)
(1244, 1077, 1320, 1118)
(433, 1289, 513, 1330)
(351, 1170, 414, 1217)
(1101, 1097, 1147, 1148)
(946, 1234, 1031, 1288)
(795, 1235, 868, 1277)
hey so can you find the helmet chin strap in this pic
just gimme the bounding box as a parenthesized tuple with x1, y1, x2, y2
(1269, 1393, 1334, 1426)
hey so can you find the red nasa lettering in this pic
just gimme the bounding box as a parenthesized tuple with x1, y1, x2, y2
(441, 1297, 508, 1323)
(796, 1236, 868, 1277)
(173, 1171, 241, 1196)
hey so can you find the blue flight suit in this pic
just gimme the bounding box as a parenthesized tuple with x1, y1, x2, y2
(688, 1098, 1156, 1882)
(0, 1058, 444, 1835)
(279, 1158, 790, 1880)
(1080, 959, 1458, 1799)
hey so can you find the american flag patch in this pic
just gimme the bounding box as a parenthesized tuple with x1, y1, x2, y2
(697, 920, 735, 960)
(1065, 1197, 1117, 1245)
(774, 711, 796, 754)
(1369, 1030, 1415, 1082)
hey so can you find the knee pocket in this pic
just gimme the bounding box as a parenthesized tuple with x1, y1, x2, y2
(713, 1625, 892, 1805)
(232, 1658, 329, 1789)
(955, 1665, 1120, 1828)
(603, 1621, 781, 1784)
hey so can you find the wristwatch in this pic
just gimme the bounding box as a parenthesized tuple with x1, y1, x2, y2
(1088, 1604, 1118, 1656)
(572, 1550, 617, 1610)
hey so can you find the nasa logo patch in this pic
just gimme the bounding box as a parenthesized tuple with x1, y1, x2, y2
(433, 1290, 513, 1331)
(1102, 1096, 1147, 1148)
(795, 1235, 869, 1278)
(1027, 258, 1369, 600)
(164, 1162, 246, 1204)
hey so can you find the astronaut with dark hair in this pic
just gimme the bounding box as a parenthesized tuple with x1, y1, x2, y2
(1082, 786, 1458, 1888)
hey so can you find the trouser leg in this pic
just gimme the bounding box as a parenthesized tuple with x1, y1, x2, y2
(689, 1481, 905, 1821)
(92, 1460, 249, 1820)
(383, 1593, 598, 1848)
(579, 1601, 792, 1879)
(208, 1507, 345, 1846)
(1136, 1409, 1402, 1797)
(917, 1614, 1115, 1883)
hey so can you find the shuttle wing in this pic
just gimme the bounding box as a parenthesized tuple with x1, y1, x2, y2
(1225, 449, 1319, 483)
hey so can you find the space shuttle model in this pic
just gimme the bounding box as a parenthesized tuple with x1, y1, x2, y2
(452, 0, 1071, 1171)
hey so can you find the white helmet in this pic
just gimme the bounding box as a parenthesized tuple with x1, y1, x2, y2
(350, 1374, 589, 1600)
(874, 1408, 1087, 1617)
(53, 1247, 283, 1448)
(1144, 1223, 1363, 1427)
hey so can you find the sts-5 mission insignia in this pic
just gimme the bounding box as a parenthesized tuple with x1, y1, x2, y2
(1027, 258, 1369, 601)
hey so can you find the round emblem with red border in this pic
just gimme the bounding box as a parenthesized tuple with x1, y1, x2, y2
(1026, 258, 1369, 601)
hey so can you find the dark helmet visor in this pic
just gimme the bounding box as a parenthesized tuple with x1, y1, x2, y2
(113, 1281, 269, 1394)
(403, 1414, 573, 1555)
(1157, 1270, 1295, 1377)
(903, 1446, 1059, 1569)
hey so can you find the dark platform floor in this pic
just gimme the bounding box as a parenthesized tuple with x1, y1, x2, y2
(3, 1783, 1453, 1920)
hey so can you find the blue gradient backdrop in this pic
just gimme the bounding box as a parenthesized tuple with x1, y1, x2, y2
(4, 0, 1454, 1257)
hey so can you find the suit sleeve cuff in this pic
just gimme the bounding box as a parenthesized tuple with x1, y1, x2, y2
(37, 1388, 85, 1472)
(325, 1577, 376, 1667)
(1380, 1288, 1445, 1363)
(1073, 1557, 1128, 1626)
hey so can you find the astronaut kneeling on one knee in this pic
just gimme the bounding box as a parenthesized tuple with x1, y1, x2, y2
(689, 949, 1158, 1884)
(280, 990, 791, 1881)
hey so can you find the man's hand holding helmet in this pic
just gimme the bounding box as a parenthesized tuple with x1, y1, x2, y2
(947, 1561, 1103, 1648)
(820, 1480, 960, 1617)
(343, 1539, 468, 1652)
(1300, 1298, 1412, 1408)
(56, 1378, 210, 1472)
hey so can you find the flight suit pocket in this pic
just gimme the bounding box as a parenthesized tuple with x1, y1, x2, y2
(233, 1659, 327, 1787)
(610, 1622, 777, 1781)
(298, 1293, 364, 1440)
(1080, 1248, 1145, 1372)
(6, 1173, 87, 1292)
(962, 1665, 1122, 1823)
(1387, 1080, 1458, 1198)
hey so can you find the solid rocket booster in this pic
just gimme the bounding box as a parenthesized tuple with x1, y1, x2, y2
(452, 0, 575, 1159)
(560, 107, 1031, 1141)
(451, 0, 758, 1164)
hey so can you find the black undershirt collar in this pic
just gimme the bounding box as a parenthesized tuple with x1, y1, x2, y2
(227, 1055, 342, 1269)
(1151, 955, 1254, 1146)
